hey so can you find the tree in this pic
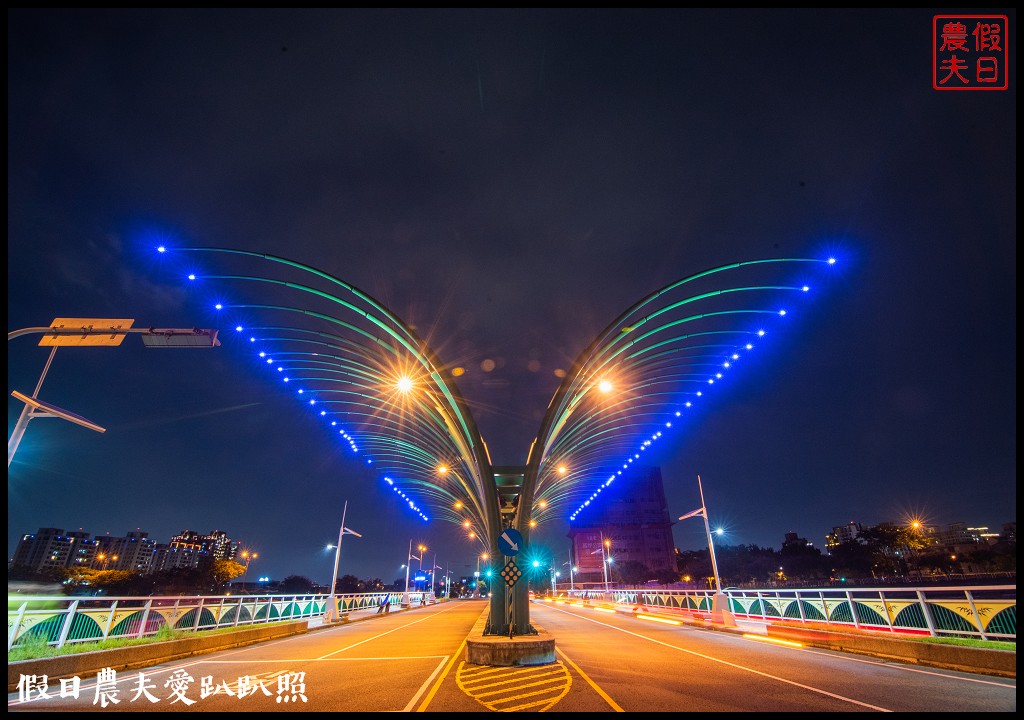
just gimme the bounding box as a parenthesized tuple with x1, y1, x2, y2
(336, 574, 363, 593)
(827, 539, 874, 580)
(677, 549, 712, 587)
(210, 559, 246, 589)
(653, 567, 681, 586)
(280, 575, 316, 593)
(616, 560, 652, 587)
(779, 541, 828, 584)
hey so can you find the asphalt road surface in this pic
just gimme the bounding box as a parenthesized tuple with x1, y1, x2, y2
(8, 599, 1016, 712)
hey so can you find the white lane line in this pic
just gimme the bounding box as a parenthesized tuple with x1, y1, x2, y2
(545, 604, 1016, 689)
(402, 656, 450, 712)
(9, 604, 462, 708)
(316, 612, 449, 660)
(539, 605, 893, 712)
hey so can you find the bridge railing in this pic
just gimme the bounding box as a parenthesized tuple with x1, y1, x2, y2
(560, 585, 1016, 641)
(7, 591, 431, 651)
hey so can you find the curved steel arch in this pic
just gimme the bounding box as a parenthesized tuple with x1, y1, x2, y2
(170, 248, 835, 635)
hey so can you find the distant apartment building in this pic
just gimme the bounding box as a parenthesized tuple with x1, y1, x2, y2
(567, 465, 677, 582)
(931, 522, 1002, 549)
(824, 521, 863, 551)
(782, 531, 814, 550)
(151, 542, 203, 572)
(824, 519, 1010, 555)
(1000, 522, 1015, 543)
(170, 529, 239, 562)
(11, 528, 97, 574)
(12, 526, 240, 576)
(93, 530, 155, 573)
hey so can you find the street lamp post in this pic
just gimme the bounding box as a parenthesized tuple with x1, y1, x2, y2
(97, 553, 118, 571)
(240, 550, 258, 589)
(429, 553, 437, 598)
(473, 552, 489, 598)
(678, 475, 734, 626)
(562, 561, 575, 592)
(8, 320, 219, 467)
(402, 541, 425, 608)
(325, 501, 362, 623)
(601, 535, 611, 593)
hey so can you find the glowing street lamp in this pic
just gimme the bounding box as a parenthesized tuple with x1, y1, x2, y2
(403, 541, 426, 607)
(678, 475, 734, 626)
(601, 536, 611, 592)
(591, 535, 612, 593)
(240, 550, 259, 586)
(97, 553, 118, 571)
(325, 500, 362, 623)
(562, 560, 576, 591)
(473, 552, 489, 598)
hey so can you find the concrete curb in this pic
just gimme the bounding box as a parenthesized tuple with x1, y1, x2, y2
(589, 602, 1015, 679)
(464, 610, 556, 666)
(756, 623, 1016, 678)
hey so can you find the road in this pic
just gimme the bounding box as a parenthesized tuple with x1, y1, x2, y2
(9, 599, 1016, 712)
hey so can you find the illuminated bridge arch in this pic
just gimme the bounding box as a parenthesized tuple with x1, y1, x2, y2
(157, 246, 838, 635)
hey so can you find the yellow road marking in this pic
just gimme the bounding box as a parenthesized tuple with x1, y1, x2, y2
(456, 661, 571, 712)
(555, 646, 624, 712)
(414, 636, 467, 712)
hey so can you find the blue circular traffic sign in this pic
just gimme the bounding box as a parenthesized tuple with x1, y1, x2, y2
(497, 528, 524, 556)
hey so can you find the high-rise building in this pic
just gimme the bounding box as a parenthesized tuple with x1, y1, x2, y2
(13, 526, 240, 576)
(825, 521, 863, 551)
(203, 530, 239, 560)
(169, 529, 239, 561)
(782, 531, 814, 550)
(151, 542, 202, 572)
(94, 531, 156, 573)
(567, 466, 677, 583)
(11, 528, 97, 573)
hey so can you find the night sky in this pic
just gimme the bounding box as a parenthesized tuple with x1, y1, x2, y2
(8, 9, 1016, 586)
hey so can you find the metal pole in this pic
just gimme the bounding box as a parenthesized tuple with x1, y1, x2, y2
(601, 531, 610, 593)
(330, 501, 348, 595)
(698, 476, 722, 593)
(402, 539, 412, 607)
(8, 346, 58, 466)
(326, 501, 347, 621)
(474, 555, 481, 598)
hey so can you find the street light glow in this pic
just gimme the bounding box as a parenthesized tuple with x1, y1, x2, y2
(397, 376, 413, 392)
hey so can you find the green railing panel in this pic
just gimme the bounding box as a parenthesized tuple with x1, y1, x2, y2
(110, 611, 166, 638)
(828, 602, 854, 624)
(174, 608, 217, 630)
(18, 613, 101, 645)
(220, 606, 253, 625)
(928, 604, 978, 634)
(852, 602, 887, 627)
(783, 600, 826, 621)
(986, 607, 1016, 636)
(892, 605, 929, 630)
